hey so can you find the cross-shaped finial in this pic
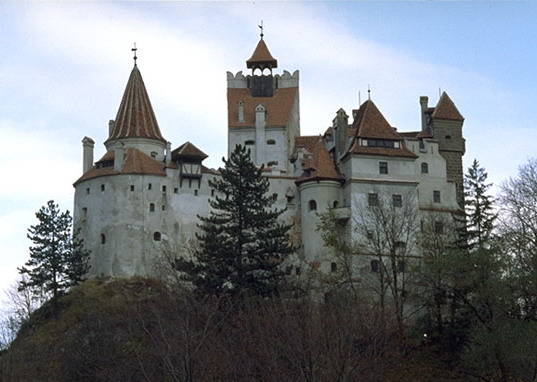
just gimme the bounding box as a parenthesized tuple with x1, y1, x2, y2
(132, 42, 138, 66)
(258, 20, 264, 39)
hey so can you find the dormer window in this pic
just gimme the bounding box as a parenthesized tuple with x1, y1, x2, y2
(367, 139, 395, 148)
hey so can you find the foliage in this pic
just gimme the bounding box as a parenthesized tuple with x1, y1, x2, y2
(18, 200, 91, 304)
(175, 145, 294, 297)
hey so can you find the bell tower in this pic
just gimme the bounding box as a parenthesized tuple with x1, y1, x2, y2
(226, 29, 300, 174)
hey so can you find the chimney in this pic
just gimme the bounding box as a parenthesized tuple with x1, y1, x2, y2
(108, 120, 115, 137)
(114, 143, 124, 172)
(419, 96, 428, 132)
(255, 104, 266, 166)
(166, 141, 172, 163)
(82, 137, 95, 173)
(238, 101, 245, 123)
(334, 108, 349, 160)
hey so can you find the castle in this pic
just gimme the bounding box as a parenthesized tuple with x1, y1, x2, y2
(73, 35, 465, 278)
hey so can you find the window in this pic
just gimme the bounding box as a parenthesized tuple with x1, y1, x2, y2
(148, 183, 152, 190)
(371, 260, 380, 273)
(433, 190, 441, 203)
(331, 262, 337, 272)
(434, 221, 444, 234)
(130, 185, 135, 192)
(445, 135, 451, 140)
(285, 265, 293, 275)
(211, 189, 215, 197)
(174, 187, 178, 194)
(367, 139, 396, 148)
(333, 201, 339, 208)
(296, 267, 301, 275)
(397, 260, 406, 273)
(82, 207, 88, 217)
(100, 234, 106, 244)
(366, 230, 374, 240)
(368, 193, 379, 207)
(245, 140, 255, 145)
(101, 184, 105, 192)
(86, 188, 90, 195)
(421, 162, 429, 174)
(308, 200, 317, 211)
(150, 151, 158, 158)
(395, 241, 406, 252)
(420, 220, 424, 232)
(379, 161, 388, 174)
(162, 205, 166, 211)
(153, 232, 161, 241)
(149, 203, 155, 212)
(162, 185, 167, 192)
(194, 189, 198, 196)
(419, 140, 426, 152)
(392, 194, 402, 208)
(267, 139, 276, 145)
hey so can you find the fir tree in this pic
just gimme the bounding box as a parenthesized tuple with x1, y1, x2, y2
(176, 144, 294, 297)
(464, 159, 497, 250)
(19, 200, 91, 303)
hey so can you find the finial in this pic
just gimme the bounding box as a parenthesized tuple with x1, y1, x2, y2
(439, 87, 442, 98)
(358, 90, 361, 106)
(367, 84, 371, 100)
(258, 20, 264, 40)
(132, 42, 138, 66)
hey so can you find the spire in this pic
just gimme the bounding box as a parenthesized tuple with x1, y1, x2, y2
(106, 65, 166, 144)
(246, 37, 278, 70)
(432, 92, 464, 121)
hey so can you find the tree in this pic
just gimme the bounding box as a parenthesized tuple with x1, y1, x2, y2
(175, 144, 294, 297)
(464, 159, 497, 250)
(18, 200, 91, 304)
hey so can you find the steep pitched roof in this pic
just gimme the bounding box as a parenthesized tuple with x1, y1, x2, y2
(106, 65, 166, 144)
(432, 92, 464, 121)
(74, 148, 166, 185)
(296, 138, 344, 185)
(227, 87, 298, 128)
(171, 142, 208, 161)
(246, 39, 278, 69)
(352, 100, 401, 140)
(295, 135, 321, 153)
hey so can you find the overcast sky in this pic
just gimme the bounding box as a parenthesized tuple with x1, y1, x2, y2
(1, 1, 536, 304)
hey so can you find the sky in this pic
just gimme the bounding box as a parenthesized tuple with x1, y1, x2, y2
(1, 1, 536, 306)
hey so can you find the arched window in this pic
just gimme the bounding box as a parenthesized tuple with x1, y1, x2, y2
(245, 140, 255, 145)
(371, 259, 380, 273)
(308, 200, 317, 211)
(149, 203, 155, 212)
(421, 162, 429, 174)
(331, 262, 337, 272)
(153, 232, 161, 241)
(267, 139, 276, 145)
(100, 234, 106, 244)
(333, 201, 339, 208)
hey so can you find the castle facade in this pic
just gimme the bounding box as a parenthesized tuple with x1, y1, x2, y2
(73, 36, 465, 278)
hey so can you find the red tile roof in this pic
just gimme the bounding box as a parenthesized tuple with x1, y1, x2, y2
(74, 147, 166, 185)
(227, 87, 298, 128)
(296, 138, 344, 185)
(246, 39, 278, 69)
(172, 141, 208, 161)
(106, 65, 166, 144)
(432, 92, 464, 121)
(352, 100, 401, 140)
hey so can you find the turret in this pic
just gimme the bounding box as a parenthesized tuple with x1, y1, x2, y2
(82, 136, 95, 173)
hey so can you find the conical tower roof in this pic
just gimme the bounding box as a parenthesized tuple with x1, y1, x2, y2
(432, 92, 464, 121)
(353, 100, 401, 140)
(246, 39, 278, 69)
(106, 65, 166, 144)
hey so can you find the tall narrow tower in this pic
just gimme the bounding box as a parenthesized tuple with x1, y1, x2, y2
(226, 33, 300, 174)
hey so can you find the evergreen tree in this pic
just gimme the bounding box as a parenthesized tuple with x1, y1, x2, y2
(464, 159, 497, 250)
(176, 144, 294, 297)
(19, 200, 91, 302)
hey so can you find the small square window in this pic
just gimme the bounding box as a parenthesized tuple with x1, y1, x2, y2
(296, 267, 301, 276)
(392, 194, 402, 208)
(82, 207, 88, 217)
(366, 230, 374, 240)
(379, 162, 388, 174)
(433, 190, 441, 203)
(368, 193, 379, 207)
(330, 262, 337, 272)
(397, 260, 406, 273)
(174, 187, 178, 194)
(434, 221, 444, 234)
(421, 163, 429, 174)
(101, 184, 105, 192)
(194, 189, 198, 196)
(130, 185, 135, 192)
(371, 260, 380, 273)
(162, 185, 166, 192)
(149, 203, 155, 212)
(162, 205, 166, 211)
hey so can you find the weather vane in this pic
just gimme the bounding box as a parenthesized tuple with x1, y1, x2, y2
(132, 42, 138, 65)
(258, 20, 264, 39)
(368, 84, 371, 100)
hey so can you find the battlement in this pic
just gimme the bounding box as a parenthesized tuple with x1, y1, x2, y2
(226, 70, 299, 89)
